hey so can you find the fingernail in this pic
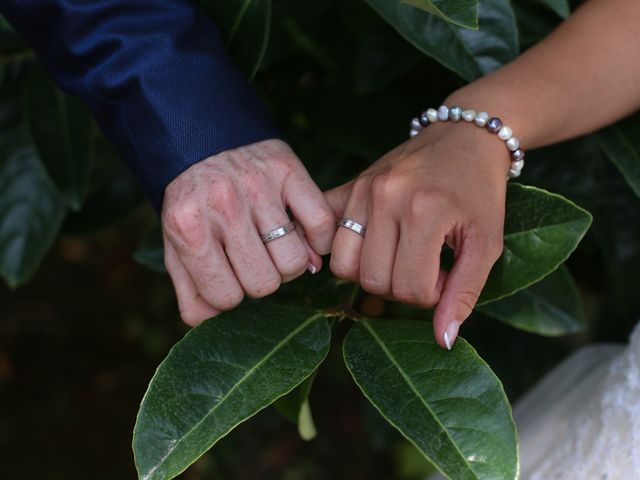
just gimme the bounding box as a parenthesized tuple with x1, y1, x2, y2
(307, 263, 318, 275)
(443, 321, 460, 351)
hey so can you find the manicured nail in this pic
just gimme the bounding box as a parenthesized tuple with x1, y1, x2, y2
(443, 321, 460, 350)
(307, 263, 318, 274)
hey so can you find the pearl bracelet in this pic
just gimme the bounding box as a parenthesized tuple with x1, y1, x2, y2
(409, 105, 525, 179)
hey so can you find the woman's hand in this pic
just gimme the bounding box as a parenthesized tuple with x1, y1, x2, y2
(326, 122, 509, 349)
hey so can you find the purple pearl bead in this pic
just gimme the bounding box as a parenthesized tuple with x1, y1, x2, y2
(511, 148, 525, 161)
(419, 111, 430, 127)
(486, 117, 502, 133)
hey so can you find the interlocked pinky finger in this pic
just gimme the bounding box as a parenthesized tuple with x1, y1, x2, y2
(164, 239, 219, 326)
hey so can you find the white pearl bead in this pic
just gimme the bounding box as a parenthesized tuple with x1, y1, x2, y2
(511, 159, 524, 171)
(506, 137, 520, 151)
(409, 128, 420, 138)
(498, 126, 512, 140)
(426, 108, 439, 123)
(474, 111, 489, 127)
(410, 118, 421, 129)
(437, 105, 449, 121)
(509, 168, 521, 178)
(461, 109, 476, 122)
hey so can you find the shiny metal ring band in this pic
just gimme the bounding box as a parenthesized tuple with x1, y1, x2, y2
(261, 221, 296, 243)
(337, 218, 366, 237)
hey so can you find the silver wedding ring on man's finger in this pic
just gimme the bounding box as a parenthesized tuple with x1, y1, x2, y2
(261, 221, 296, 243)
(337, 218, 366, 237)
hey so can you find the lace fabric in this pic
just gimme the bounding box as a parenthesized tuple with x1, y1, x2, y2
(516, 324, 640, 479)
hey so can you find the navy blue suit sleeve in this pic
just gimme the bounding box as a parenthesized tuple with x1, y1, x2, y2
(1, 0, 282, 210)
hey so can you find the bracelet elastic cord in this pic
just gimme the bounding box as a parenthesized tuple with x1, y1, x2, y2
(409, 105, 525, 179)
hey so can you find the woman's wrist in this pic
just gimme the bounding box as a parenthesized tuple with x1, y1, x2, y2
(410, 101, 524, 179)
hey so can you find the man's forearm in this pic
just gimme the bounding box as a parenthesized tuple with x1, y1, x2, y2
(446, 0, 640, 149)
(1, 0, 281, 210)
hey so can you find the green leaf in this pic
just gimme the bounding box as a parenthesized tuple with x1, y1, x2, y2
(0, 75, 67, 288)
(133, 304, 331, 480)
(197, 0, 272, 79)
(26, 68, 92, 210)
(479, 265, 586, 336)
(344, 319, 517, 480)
(595, 113, 640, 200)
(479, 184, 592, 303)
(0, 14, 28, 55)
(535, 0, 569, 18)
(401, 0, 478, 29)
(133, 221, 166, 274)
(362, 0, 518, 81)
(62, 133, 144, 234)
(273, 371, 318, 440)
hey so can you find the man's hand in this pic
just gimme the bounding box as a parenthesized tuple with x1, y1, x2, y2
(162, 139, 336, 326)
(325, 123, 507, 350)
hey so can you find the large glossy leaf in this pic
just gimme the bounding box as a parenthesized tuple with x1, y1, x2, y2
(26, 68, 92, 210)
(401, 0, 478, 29)
(344, 319, 517, 479)
(62, 134, 144, 234)
(596, 113, 640, 200)
(362, 0, 518, 81)
(0, 74, 67, 288)
(0, 14, 28, 55)
(133, 304, 331, 480)
(197, 0, 272, 79)
(479, 265, 586, 336)
(0, 136, 67, 287)
(479, 184, 592, 303)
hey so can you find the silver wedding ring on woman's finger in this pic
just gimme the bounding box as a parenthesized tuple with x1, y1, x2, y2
(261, 221, 296, 243)
(338, 218, 366, 237)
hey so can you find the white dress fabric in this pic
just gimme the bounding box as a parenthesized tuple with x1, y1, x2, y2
(427, 323, 640, 479)
(514, 323, 640, 479)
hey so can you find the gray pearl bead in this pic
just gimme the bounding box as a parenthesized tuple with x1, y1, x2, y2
(410, 128, 420, 138)
(449, 106, 462, 122)
(426, 108, 439, 123)
(438, 105, 449, 121)
(511, 148, 525, 161)
(486, 117, 502, 133)
(411, 117, 421, 130)
(419, 111, 430, 127)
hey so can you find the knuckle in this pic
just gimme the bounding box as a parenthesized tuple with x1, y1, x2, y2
(370, 172, 392, 199)
(250, 275, 281, 298)
(214, 289, 244, 311)
(351, 174, 372, 197)
(207, 177, 239, 213)
(278, 251, 309, 277)
(163, 202, 206, 248)
(330, 259, 358, 282)
(454, 289, 480, 314)
(410, 190, 449, 218)
(360, 274, 388, 296)
(180, 310, 207, 327)
(391, 283, 439, 307)
(305, 207, 336, 236)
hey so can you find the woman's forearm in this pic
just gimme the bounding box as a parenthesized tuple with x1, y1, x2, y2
(446, 0, 640, 149)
